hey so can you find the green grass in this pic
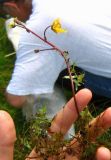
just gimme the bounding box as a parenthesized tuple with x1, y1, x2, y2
(0, 18, 25, 134)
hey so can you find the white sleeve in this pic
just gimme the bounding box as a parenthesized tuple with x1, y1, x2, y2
(5, 18, 23, 51)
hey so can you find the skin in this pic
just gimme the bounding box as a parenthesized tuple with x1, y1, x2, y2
(0, 111, 16, 160)
(2, 0, 32, 21)
(0, 89, 111, 160)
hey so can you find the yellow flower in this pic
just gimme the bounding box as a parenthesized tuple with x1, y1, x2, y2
(51, 18, 67, 33)
(8, 18, 16, 29)
(8, 22, 15, 28)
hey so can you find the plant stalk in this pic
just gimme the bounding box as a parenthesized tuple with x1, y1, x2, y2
(15, 19, 80, 116)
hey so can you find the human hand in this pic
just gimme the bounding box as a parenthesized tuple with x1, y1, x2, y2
(26, 89, 111, 160)
(0, 89, 111, 160)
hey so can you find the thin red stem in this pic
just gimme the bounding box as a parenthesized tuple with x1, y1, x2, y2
(15, 20, 79, 116)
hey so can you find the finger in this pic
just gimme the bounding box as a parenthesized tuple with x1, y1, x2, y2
(26, 89, 92, 159)
(87, 107, 111, 141)
(99, 107, 111, 130)
(96, 147, 111, 160)
(25, 147, 37, 160)
(49, 88, 92, 135)
(0, 110, 16, 160)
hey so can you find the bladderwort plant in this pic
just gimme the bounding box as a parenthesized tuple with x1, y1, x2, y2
(9, 18, 79, 116)
(10, 18, 111, 160)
